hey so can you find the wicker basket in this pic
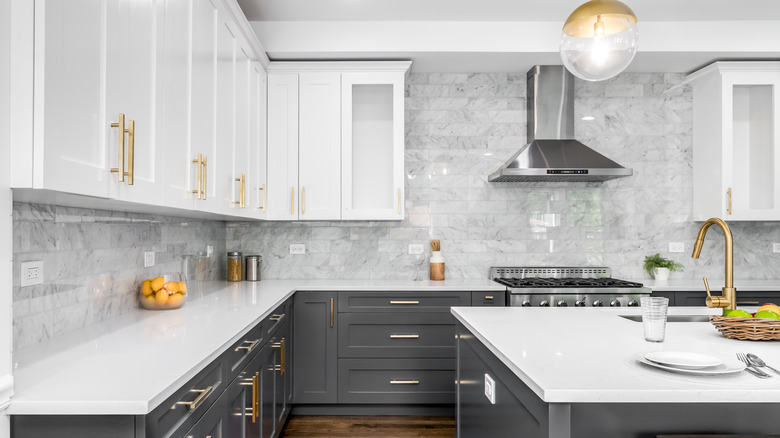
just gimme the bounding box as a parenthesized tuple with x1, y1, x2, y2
(710, 315, 780, 341)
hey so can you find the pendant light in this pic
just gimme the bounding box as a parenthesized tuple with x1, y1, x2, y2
(560, 0, 638, 81)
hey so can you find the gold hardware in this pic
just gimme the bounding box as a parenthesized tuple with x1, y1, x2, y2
(302, 186, 305, 214)
(271, 338, 286, 374)
(563, 0, 637, 38)
(127, 119, 134, 185)
(330, 298, 334, 328)
(235, 174, 246, 208)
(235, 339, 259, 352)
(270, 314, 284, 322)
(737, 301, 760, 305)
(281, 338, 285, 375)
(692, 218, 736, 310)
(175, 385, 213, 410)
(390, 300, 419, 305)
(484, 296, 494, 300)
(259, 184, 266, 211)
(192, 154, 203, 199)
(390, 334, 420, 339)
(398, 187, 401, 214)
(291, 187, 295, 215)
(252, 373, 258, 423)
(110, 113, 126, 182)
(390, 380, 419, 385)
(727, 187, 732, 215)
(202, 156, 207, 200)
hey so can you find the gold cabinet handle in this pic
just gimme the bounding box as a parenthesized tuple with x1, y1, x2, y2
(234, 339, 259, 352)
(737, 301, 760, 305)
(127, 119, 135, 185)
(390, 334, 419, 339)
(259, 184, 266, 211)
(192, 154, 203, 199)
(291, 186, 295, 215)
(272, 338, 286, 375)
(235, 174, 246, 208)
(281, 337, 285, 375)
(269, 313, 284, 322)
(330, 297, 334, 328)
(252, 373, 259, 422)
(390, 300, 419, 305)
(484, 296, 494, 300)
(202, 155, 207, 200)
(727, 187, 732, 215)
(110, 113, 126, 182)
(398, 187, 401, 214)
(302, 186, 305, 214)
(390, 380, 419, 385)
(175, 385, 213, 410)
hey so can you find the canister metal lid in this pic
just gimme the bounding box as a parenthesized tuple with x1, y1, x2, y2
(227, 251, 242, 256)
(245, 255, 261, 260)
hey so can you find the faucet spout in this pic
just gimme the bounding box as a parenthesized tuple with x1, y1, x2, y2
(691, 218, 736, 310)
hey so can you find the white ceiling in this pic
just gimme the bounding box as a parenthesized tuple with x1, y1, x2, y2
(238, 0, 780, 73)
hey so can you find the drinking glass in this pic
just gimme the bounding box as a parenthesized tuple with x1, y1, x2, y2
(640, 296, 669, 342)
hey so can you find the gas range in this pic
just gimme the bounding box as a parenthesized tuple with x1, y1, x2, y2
(490, 267, 651, 308)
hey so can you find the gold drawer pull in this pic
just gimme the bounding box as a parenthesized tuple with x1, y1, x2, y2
(175, 385, 213, 410)
(235, 174, 246, 208)
(737, 301, 760, 305)
(330, 298, 334, 327)
(235, 339, 259, 352)
(202, 155, 207, 200)
(390, 334, 419, 339)
(252, 373, 259, 422)
(192, 154, 203, 199)
(727, 187, 732, 215)
(390, 300, 419, 305)
(110, 113, 127, 182)
(484, 296, 494, 300)
(390, 380, 419, 385)
(269, 314, 284, 322)
(259, 184, 266, 211)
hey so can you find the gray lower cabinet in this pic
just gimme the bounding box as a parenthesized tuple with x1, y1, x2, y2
(338, 358, 456, 404)
(293, 291, 338, 404)
(664, 290, 780, 307)
(471, 291, 506, 306)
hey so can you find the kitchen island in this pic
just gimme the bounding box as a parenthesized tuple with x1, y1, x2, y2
(453, 306, 780, 438)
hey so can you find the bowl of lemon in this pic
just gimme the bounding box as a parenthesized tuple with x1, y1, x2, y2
(140, 274, 187, 310)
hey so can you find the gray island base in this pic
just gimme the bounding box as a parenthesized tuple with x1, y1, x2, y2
(457, 321, 780, 438)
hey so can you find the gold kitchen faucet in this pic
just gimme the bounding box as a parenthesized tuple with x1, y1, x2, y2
(691, 217, 736, 311)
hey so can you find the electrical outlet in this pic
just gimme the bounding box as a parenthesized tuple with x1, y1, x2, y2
(773, 243, 780, 253)
(144, 251, 155, 268)
(669, 242, 685, 253)
(290, 244, 306, 255)
(408, 244, 424, 255)
(207, 245, 214, 257)
(21, 260, 43, 287)
(484, 373, 496, 404)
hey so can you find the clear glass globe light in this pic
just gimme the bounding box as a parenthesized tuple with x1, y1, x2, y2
(560, 2, 639, 81)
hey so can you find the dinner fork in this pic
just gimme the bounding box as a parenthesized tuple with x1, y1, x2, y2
(737, 353, 771, 378)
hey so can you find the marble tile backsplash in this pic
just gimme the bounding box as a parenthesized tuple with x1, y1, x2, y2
(226, 72, 780, 281)
(12, 203, 226, 349)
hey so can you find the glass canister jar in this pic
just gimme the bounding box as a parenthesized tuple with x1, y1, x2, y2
(227, 251, 243, 282)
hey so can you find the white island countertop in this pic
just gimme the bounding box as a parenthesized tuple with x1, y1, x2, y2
(10, 279, 503, 415)
(452, 306, 780, 404)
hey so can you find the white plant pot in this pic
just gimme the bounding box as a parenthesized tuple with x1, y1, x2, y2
(652, 267, 670, 281)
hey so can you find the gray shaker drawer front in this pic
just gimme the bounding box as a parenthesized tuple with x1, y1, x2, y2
(224, 319, 265, 383)
(338, 313, 456, 358)
(471, 291, 506, 306)
(338, 291, 470, 313)
(337, 358, 456, 404)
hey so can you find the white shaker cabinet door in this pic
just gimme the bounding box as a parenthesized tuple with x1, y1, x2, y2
(341, 72, 405, 220)
(267, 74, 299, 221)
(31, 0, 109, 198)
(231, 41, 254, 218)
(212, 11, 238, 215)
(298, 72, 342, 221)
(248, 63, 268, 219)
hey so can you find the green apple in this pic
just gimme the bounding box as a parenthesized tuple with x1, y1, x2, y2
(753, 310, 780, 320)
(724, 309, 753, 318)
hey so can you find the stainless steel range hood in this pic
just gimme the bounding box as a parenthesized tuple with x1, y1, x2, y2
(488, 66, 633, 182)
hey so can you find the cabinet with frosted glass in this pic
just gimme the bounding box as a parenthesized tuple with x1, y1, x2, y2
(689, 61, 780, 221)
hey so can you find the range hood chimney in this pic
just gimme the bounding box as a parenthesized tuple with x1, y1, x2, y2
(488, 65, 633, 182)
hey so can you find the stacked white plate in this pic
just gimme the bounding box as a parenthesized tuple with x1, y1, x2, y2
(640, 351, 746, 375)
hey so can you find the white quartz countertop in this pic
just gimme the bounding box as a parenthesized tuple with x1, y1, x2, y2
(452, 306, 780, 404)
(10, 279, 502, 415)
(638, 278, 780, 292)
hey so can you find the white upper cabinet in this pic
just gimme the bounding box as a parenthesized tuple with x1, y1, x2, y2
(267, 74, 300, 221)
(248, 62, 269, 219)
(689, 62, 780, 221)
(341, 72, 405, 220)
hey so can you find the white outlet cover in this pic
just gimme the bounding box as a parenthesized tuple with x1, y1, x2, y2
(484, 373, 496, 404)
(207, 245, 214, 257)
(290, 244, 306, 255)
(669, 242, 685, 253)
(408, 244, 424, 255)
(774, 243, 780, 253)
(21, 260, 43, 287)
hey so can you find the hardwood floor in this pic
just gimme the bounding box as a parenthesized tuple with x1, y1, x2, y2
(281, 415, 456, 437)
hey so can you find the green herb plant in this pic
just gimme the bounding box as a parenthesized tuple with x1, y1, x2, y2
(643, 253, 684, 277)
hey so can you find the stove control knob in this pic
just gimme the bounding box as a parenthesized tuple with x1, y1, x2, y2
(575, 299, 587, 307)
(610, 299, 621, 307)
(627, 300, 639, 307)
(557, 300, 568, 307)
(539, 300, 550, 307)
(592, 300, 603, 307)
(521, 300, 532, 307)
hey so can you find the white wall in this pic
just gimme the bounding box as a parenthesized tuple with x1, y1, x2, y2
(1, 0, 14, 435)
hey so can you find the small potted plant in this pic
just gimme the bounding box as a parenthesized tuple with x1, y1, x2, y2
(643, 253, 684, 281)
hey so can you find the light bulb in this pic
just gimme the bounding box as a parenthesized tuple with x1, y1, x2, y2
(560, 0, 638, 81)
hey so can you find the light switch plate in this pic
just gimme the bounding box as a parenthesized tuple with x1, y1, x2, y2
(21, 260, 43, 287)
(408, 244, 424, 255)
(773, 243, 780, 253)
(669, 242, 685, 253)
(484, 373, 496, 404)
(290, 244, 306, 255)
(207, 245, 214, 257)
(144, 251, 155, 268)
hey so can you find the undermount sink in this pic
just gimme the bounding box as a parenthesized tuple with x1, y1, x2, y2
(619, 315, 711, 323)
